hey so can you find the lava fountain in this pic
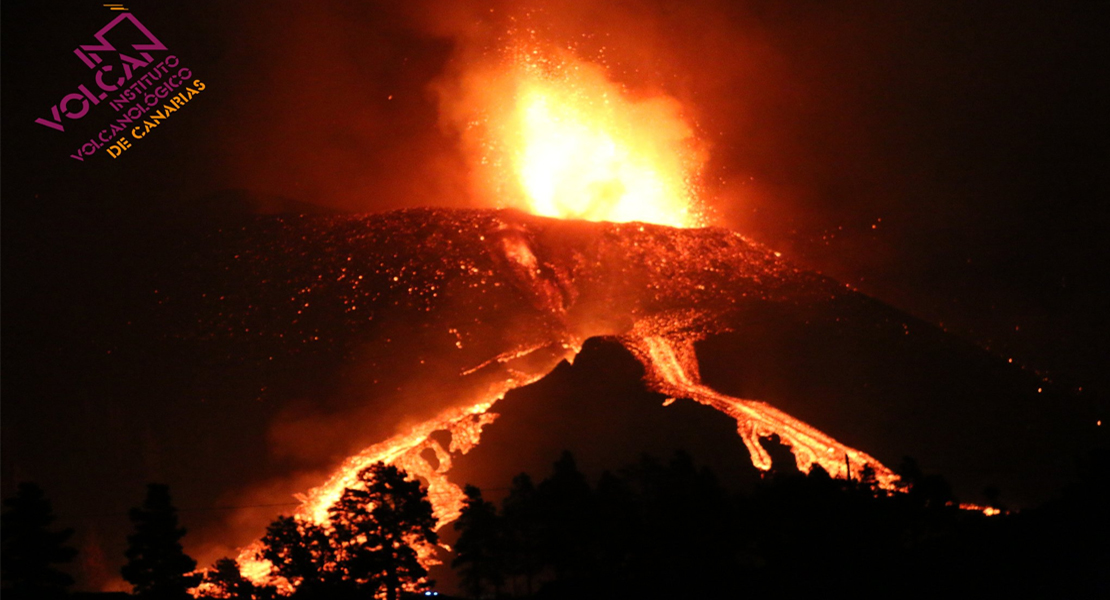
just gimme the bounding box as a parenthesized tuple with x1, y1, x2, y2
(442, 43, 707, 227)
(207, 46, 897, 589)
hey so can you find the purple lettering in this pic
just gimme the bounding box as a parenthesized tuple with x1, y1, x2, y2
(78, 84, 100, 106)
(61, 92, 90, 119)
(96, 65, 123, 92)
(35, 105, 64, 132)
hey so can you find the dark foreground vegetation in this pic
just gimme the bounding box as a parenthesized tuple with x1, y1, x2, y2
(2, 438, 1107, 599)
(451, 439, 1109, 599)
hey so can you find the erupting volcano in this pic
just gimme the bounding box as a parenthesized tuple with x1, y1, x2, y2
(5, 2, 1105, 598)
(155, 44, 919, 586)
(194, 207, 899, 586)
(148, 42, 1080, 592)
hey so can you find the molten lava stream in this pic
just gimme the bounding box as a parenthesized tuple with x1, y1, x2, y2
(228, 332, 901, 592)
(231, 401, 499, 585)
(230, 343, 580, 589)
(625, 335, 900, 489)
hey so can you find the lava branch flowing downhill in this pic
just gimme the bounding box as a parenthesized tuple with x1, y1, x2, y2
(232, 291, 901, 586)
(211, 45, 901, 588)
(625, 334, 897, 487)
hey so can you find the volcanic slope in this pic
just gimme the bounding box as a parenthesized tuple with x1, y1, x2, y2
(142, 207, 1095, 522)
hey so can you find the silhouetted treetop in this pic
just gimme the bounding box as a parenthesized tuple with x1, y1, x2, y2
(329, 462, 438, 600)
(122, 483, 198, 599)
(452, 485, 504, 599)
(257, 462, 437, 600)
(198, 557, 271, 600)
(259, 515, 340, 598)
(1, 482, 77, 600)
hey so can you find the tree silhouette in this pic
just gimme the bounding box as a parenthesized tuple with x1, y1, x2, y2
(122, 483, 199, 599)
(451, 447, 1110, 596)
(258, 464, 438, 599)
(260, 515, 343, 598)
(897, 456, 955, 509)
(591, 470, 635, 574)
(0, 482, 77, 600)
(452, 485, 504, 598)
(535, 451, 591, 579)
(759, 433, 802, 479)
(328, 462, 438, 600)
(198, 557, 272, 600)
(613, 451, 737, 596)
(500, 473, 542, 596)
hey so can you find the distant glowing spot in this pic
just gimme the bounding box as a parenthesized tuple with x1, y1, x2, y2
(959, 503, 1003, 517)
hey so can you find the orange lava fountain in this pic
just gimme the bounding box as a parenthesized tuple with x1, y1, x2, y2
(449, 44, 706, 227)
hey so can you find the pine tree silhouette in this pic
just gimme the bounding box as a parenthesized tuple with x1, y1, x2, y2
(535, 451, 591, 579)
(328, 462, 438, 600)
(452, 485, 504, 598)
(199, 557, 272, 600)
(0, 482, 77, 600)
(260, 515, 343, 598)
(501, 473, 542, 596)
(122, 483, 199, 599)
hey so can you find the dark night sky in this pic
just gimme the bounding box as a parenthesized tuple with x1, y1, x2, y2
(3, 0, 1108, 591)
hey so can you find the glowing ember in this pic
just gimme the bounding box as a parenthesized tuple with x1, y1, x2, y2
(451, 46, 706, 227)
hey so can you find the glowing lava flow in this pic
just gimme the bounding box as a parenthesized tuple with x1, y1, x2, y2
(232, 344, 582, 587)
(231, 332, 901, 590)
(625, 334, 899, 489)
